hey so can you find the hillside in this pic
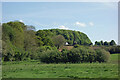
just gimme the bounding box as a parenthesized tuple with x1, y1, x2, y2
(36, 29, 92, 46)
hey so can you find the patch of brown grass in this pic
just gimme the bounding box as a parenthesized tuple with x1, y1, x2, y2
(59, 46, 74, 51)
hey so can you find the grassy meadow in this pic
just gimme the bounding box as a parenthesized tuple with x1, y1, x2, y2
(2, 54, 119, 78)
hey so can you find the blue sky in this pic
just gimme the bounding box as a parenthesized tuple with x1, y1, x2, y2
(2, 2, 118, 44)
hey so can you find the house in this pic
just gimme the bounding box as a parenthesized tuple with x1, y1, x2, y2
(65, 42, 69, 45)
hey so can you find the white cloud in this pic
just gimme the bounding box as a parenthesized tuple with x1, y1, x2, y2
(75, 22, 86, 27)
(59, 25, 69, 30)
(89, 22, 94, 26)
(19, 20, 23, 22)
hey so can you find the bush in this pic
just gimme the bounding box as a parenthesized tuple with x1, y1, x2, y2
(95, 49, 110, 62)
(40, 50, 62, 63)
(67, 48, 81, 63)
(39, 47, 110, 63)
(74, 44, 80, 48)
(69, 47, 96, 63)
(61, 49, 69, 63)
(109, 46, 120, 54)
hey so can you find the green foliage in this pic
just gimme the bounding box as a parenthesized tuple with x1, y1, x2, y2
(37, 46, 57, 52)
(40, 50, 62, 63)
(2, 40, 28, 61)
(95, 41, 101, 46)
(104, 41, 109, 46)
(35, 46, 57, 60)
(52, 35, 66, 49)
(2, 23, 15, 42)
(36, 36, 44, 46)
(24, 30, 37, 51)
(109, 46, 120, 54)
(36, 29, 92, 46)
(94, 46, 120, 54)
(6, 21, 25, 49)
(36, 30, 54, 47)
(2, 21, 111, 63)
(95, 49, 110, 62)
(95, 40, 116, 46)
(110, 40, 116, 46)
(69, 47, 96, 63)
(100, 40, 104, 45)
(7, 21, 26, 31)
(2, 21, 36, 61)
(74, 44, 80, 48)
(42, 37, 54, 46)
(39, 47, 110, 63)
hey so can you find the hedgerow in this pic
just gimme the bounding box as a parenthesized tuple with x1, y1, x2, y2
(39, 47, 110, 63)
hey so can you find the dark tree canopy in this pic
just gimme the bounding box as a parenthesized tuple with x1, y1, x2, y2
(95, 41, 101, 46)
(100, 41, 104, 45)
(95, 40, 116, 46)
(36, 29, 92, 46)
(104, 41, 109, 46)
(110, 40, 116, 46)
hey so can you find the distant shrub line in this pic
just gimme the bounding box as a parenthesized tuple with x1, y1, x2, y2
(39, 47, 110, 63)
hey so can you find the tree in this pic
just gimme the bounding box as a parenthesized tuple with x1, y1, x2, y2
(110, 40, 116, 46)
(36, 36, 44, 46)
(52, 35, 66, 49)
(24, 30, 37, 51)
(95, 41, 98, 45)
(100, 40, 104, 45)
(104, 41, 109, 46)
(42, 37, 54, 46)
(2, 21, 38, 61)
(6, 21, 25, 49)
(95, 41, 101, 46)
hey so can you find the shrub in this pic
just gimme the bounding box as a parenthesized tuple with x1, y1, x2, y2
(74, 44, 80, 48)
(109, 46, 120, 54)
(61, 49, 69, 63)
(38, 46, 57, 52)
(69, 47, 96, 63)
(40, 50, 62, 63)
(68, 48, 81, 63)
(39, 47, 110, 63)
(95, 49, 110, 62)
(86, 48, 96, 63)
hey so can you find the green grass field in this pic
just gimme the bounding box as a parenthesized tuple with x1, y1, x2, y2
(2, 54, 119, 78)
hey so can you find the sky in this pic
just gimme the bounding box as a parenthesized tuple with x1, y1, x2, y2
(2, 2, 118, 44)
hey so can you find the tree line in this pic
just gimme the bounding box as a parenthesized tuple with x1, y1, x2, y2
(95, 40, 116, 46)
(2, 21, 92, 61)
(2, 21, 119, 63)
